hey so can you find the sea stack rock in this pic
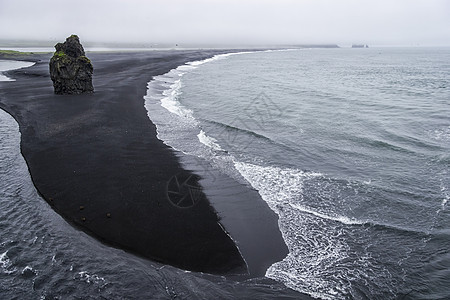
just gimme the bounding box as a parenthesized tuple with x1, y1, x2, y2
(49, 35, 94, 94)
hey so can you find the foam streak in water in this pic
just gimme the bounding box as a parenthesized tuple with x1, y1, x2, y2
(288, 203, 364, 225)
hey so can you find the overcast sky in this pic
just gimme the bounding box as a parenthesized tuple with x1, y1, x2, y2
(0, 0, 449, 46)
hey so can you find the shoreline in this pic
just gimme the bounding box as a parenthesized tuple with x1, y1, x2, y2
(0, 50, 289, 278)
(144, 50, 291, 277)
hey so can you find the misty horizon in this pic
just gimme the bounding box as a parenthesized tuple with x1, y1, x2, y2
(1, 0, 449, 47)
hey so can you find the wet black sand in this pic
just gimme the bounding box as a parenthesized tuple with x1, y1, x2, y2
(0, 50, 288, 277)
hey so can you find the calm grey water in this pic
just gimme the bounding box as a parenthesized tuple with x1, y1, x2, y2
(145, 48, 450, 299)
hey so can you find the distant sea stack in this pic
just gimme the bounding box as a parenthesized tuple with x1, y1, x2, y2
(49, 35, 94, 94)
(352, 44, 369, 48)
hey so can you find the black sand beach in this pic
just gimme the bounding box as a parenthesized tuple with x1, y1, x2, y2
(0, 50, 288, 277)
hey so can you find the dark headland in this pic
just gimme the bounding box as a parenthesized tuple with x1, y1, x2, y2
(0, 48, 292, 278)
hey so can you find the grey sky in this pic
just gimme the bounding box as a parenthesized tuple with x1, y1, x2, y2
(0, 0, 449, 46)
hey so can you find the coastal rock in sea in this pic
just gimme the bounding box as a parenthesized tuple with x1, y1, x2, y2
(49, 35, 94, 94)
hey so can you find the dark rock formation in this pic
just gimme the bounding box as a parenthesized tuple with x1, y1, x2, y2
(49, 35, 93, 94)
(352, 44, 369, 48)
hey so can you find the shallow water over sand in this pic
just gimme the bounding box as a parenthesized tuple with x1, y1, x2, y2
(0, 60, 34, 81)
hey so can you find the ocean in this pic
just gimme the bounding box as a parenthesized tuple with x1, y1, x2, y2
(1, 47, 449, 299)
(144, 48, 450, 299)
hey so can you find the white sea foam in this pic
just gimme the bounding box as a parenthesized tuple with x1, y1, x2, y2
(186, 52, 250, 67)
(363, 179, 372, 185)
(144, 62, 199, 153)
(21, 265, 38, 277)
(442, 197, 448, 210)
(439, 180, 449, 212)
(160, 79, 194, 119)
(0, 251, 16, 274)
(234, 161, 322, 207)
(76, 271, 106, 286)
(233, 161, 385, 299)
(289, 203, 364, 225)
(197, 130, 223, 151)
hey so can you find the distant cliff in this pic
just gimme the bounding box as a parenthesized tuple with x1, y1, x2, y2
(288, 44, 340, 49)
(0, 50, 46, 62)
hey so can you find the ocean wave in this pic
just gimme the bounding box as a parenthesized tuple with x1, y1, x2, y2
(233, 160, 364, 298)
(233, 161, 322, 211)
(144, 61, 199, 154)
(197, 130, 224, 152)
(291, 200, 437, 236)
(145, 48, 300, 124)
(186, 53, 236, 66)
(383, 128, 445, 152)
(202, 118, 273, 141)
(350, 134, 416, 154)
(201, 118, 298, 155)
(185, 50, 289, 67)
(143, 50, 281, 156)
(234, 161, 432, 234)
(233, 159, 443, 298)
(288, 203, 364, 225)
(160, 79, 194, 119)
(144, 48, 302, 154)
(144, 52, 251, 130)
